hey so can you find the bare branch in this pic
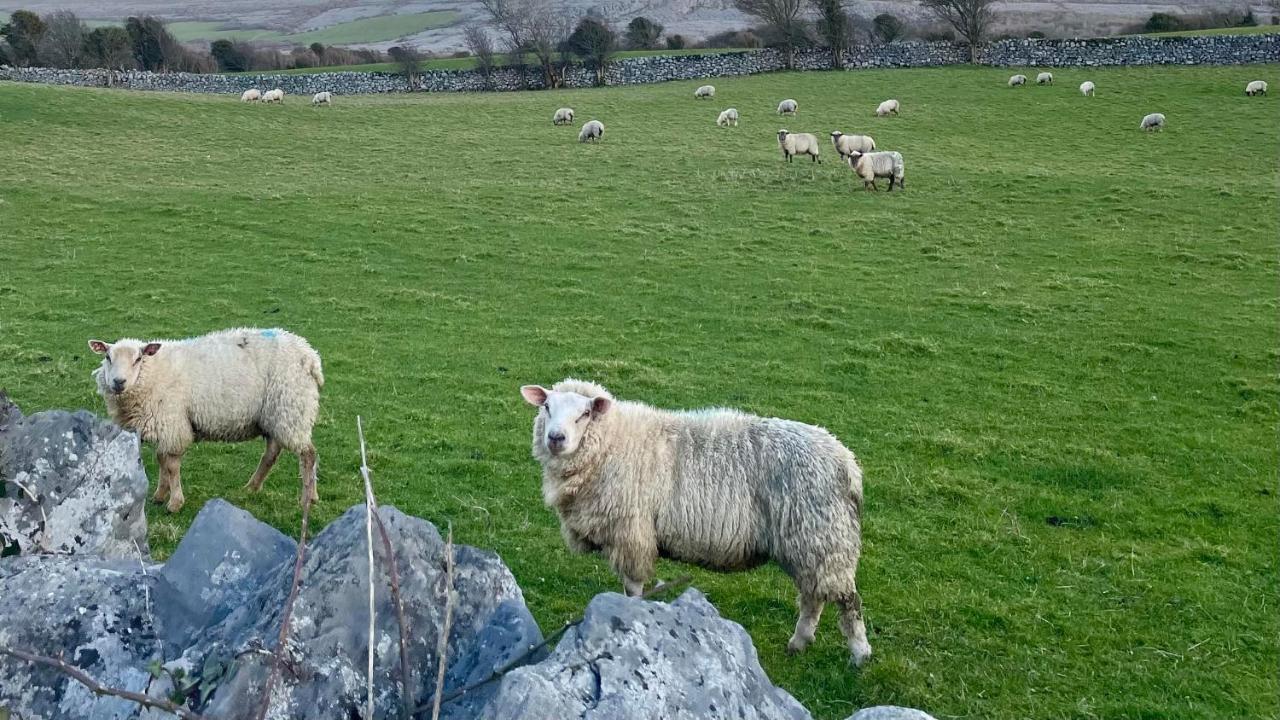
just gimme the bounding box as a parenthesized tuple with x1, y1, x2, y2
(253, 480, 314, 720)
(358, 417, 414, 719)
(0, 646, 207, 720)
(430, 525, 456, 720)
(919, 0, 997, 60)
(361, 418, 377, 720)
(410, 575, 692, 717)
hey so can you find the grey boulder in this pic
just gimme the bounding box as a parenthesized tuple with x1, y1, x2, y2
(0, 397, 149, 559)
(848, 708, 939, 720)
(477, 588, 811, 720)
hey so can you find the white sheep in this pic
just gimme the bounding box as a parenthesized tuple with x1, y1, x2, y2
(777, 129, 820, 163)
(240, 88, 262, 102)
(1079, 80, 1095, 96)
(717, 108, 739, 127)
(312, 91, 333, 105)
(262, 88, 285, 103)
(578, 119, 604, 143)
(553, 107, 575, 125)
(1036, 71, 1054, 85)
(1140, 112, 1166, 132)
(777, 98, 798, 115)
(847, 150, 904, 191)
(829, 131, 876, 160)
(875, 99, 899, 117)
(695, 84, 716, 99)
(1246, 80, 1268, 96)
(1008, 74, 1027, 87)
(520, 379, 871, 667)
(89, 328, 323, 513)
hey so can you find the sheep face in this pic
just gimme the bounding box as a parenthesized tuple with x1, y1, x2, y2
(89, 338, 161, 395)
(521, 385, 612, 457)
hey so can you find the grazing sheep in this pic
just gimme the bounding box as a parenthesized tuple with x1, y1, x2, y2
(875, 99, 899, 116)
(695, 85, 716, 99)
(777, 129, 820, 163)
(553, 107, 575, 125)
(89, 328, 323, 513)
(829, 131, 876, 160)
(1246, 80, 1268, 96)
(312, 91, 333, 105)
(777, 99, 798, 115)
(240, 88, 262, 102)
(847, 150, 904, 191)
(1008, 74, 1027, 87)
(1036, 72, 1053, 85)
(262, 89, 285, 103)
(1079, 81, 1096, 96)
(519, 379, 871, 667)
(717, 108, 739, 127)
(579, 119, 605, 143)
(1140, 112, 1166, 132)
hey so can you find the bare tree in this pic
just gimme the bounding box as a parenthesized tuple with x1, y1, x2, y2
(733, 0, 805, 69)
(463, 24, 496, 86)
(810, 0, 849, 68)
(477, 0, 570, 88)
(919, 0, 996, 61)
(37, 11, 86, 68)
(388, 45, 423, 88)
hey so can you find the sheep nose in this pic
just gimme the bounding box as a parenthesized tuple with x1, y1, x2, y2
(111, 379, 126, 392)
(548, 431, 566, 444)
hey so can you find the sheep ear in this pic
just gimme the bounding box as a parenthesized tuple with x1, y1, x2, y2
(591, 396, 612, 416)
(142, 343, 162, 356)
(521, 385, 548, 407)
(89, 340, 110, 354)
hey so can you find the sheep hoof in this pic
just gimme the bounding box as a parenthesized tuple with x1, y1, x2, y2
(151, 488, 169, 504)
(849, 641, 872, 668)
(165, 496, 185, 514)
(786, 636, 812, 655)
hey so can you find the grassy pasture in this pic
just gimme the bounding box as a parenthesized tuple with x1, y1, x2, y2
(0, 64, 1276, 720)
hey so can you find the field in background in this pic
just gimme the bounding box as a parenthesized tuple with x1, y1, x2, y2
(256, 47, 754, 75)
(0, 64, 1276, 720)
(1139, 23, 1280, 37)
(87, 12, 462, 45)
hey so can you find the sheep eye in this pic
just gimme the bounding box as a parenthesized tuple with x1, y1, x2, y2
(579, 410, 590, 421)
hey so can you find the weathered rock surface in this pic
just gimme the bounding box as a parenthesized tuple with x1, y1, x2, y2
(0, 397, 149, 559)
(476, 589, 812, 720)
(847, 707, 939, 720)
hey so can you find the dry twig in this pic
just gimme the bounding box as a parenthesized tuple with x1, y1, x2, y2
(252, 477, 314, 720)
(429, 525, 456, 720)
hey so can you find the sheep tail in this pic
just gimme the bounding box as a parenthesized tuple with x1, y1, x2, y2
(845, 453, 864, 519)
(307, 353, 325, 389)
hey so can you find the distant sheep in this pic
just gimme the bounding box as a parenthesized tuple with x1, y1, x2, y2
(1246, 80, 1268, 96)
(1079, 81, 1095, 96)
(1140, 112, 1166, 132)
(240, 88, 262, 102)
(262, 89, 285, 103)
(829, 131, 875, 160)
(90, 328, 323, 513)
(1008, 74, 1027, 87)
(847, 150, 904, 191)
(579, 119, 605, 142)
(1036, 72, 1053, 85)
(777, 99, 798, 115)
(553, 107, 575, 125)
(520, 379, 872, 666)
(312, 91, 333, 105)
(777, 129, 820, 163)
(717, 108, 739, 127)
(695, 85, 716, 99)
(875, 99, 899, 117)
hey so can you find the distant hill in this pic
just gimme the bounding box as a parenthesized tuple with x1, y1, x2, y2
(0, 0, 1267, 52)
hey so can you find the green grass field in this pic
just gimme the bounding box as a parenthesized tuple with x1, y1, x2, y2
(0, 64, 1276, 719)
(1140, 24, 1280, 37)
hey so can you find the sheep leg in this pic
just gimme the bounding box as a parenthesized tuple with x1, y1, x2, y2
(607, 526, 656, 597)
(787, 594, 825, 655)
(159, 453, 185, 514)
(837, 593, 872, 667)
(299, 445, 319, 508)
(246, 437, 283, 492)
(151, 453, 171, 504)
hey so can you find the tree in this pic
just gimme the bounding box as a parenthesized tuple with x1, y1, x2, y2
(477, 0, 570, 89)
(2, 10, 46, 66)
(36, 10, 86, 68)
(811, 0, 850, 68)
(624, 16, 663, 49)
(209, 39, 247, 71)
(1142, 12, 1183, 32)
(125, 16, 180, 70)
(566, 17, 615, 85)
(309, 42, 325, 63)
(83, 26, 134, 74)
(919, 0, 997, 62)
(388, 45, 422, 88)
(463, 24, 496, 86)
(872, 13, 905, 42)
(733, 0, 805, 68)
(665, 33, 687, 49)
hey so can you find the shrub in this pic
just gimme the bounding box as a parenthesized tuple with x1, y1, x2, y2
(666, 33, 687, 49)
